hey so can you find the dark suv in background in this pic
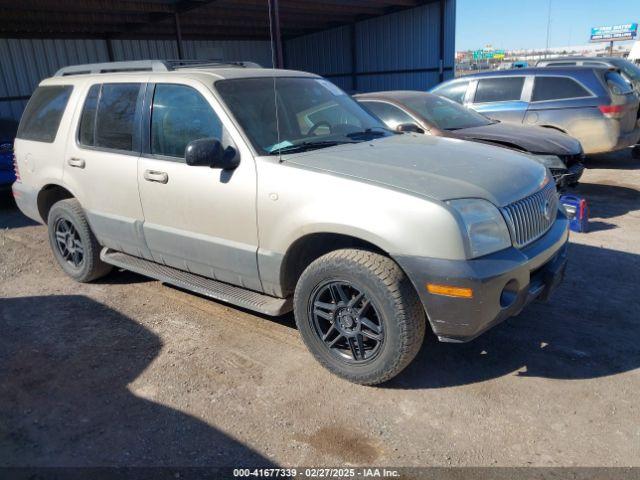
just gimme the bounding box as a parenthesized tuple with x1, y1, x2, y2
(430, 67, 640, 155)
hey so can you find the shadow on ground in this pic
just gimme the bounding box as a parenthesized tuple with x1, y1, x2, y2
(0, 295, 275, 467)
(586, 148, 640, 170)
(0, 192, 38, 229)
(391, 242, 640, 389)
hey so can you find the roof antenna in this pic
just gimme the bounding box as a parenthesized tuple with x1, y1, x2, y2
(268, 0, 283, 162)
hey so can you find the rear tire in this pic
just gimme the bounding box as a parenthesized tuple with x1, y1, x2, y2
(293, 249, 426, 385)
(632, 145, 640, 160)
(47, 199, 112, 283)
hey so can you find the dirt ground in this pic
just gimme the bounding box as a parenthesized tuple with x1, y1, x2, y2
(1, 149, 639, 468)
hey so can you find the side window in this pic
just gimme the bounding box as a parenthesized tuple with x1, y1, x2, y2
(433, 81, 469, 104)
(474, 77, 525, 103)
(532, 77, 591, 102)
(360, 101, 415, 129)
(95, 84, 141, 151)
(17, 85, 73, 143)
(151, 84, 223, 158)
(78, 84, 100, 146)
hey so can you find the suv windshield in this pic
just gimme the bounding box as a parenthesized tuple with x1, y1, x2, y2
(400, 94, 493, 130)
(216, 77, 392, 155)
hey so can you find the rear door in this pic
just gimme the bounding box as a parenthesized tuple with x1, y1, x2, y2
(63, 79, 148, 257)
(468, 76, 528, 123)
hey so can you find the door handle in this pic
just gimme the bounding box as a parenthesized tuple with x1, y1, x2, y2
(143, 170, 169, 184)
(67, 157, 85, 169)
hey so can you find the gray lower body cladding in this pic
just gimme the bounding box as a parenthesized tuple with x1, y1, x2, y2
(394, 215, 570, 342)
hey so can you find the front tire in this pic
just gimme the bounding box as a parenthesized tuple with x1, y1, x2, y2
(47, 199, 112, 283)
(293, 249, 426, 385)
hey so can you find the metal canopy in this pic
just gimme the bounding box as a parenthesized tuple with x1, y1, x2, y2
(0, 0, 438, 41)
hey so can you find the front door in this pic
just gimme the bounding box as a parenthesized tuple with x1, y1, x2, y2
(137, 81, 261, 291)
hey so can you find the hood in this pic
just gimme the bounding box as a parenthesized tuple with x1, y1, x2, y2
(454, 123, 582, 156)
(285, 134, 548, 207)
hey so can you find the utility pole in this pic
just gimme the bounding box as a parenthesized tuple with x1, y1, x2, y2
(545, 0, 552, 58)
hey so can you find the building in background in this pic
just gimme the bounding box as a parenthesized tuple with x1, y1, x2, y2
(0, 0, 456, 131)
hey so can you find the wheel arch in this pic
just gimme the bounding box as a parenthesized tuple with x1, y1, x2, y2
(279, 232, 389, 297)
(37, 183, 75, 224)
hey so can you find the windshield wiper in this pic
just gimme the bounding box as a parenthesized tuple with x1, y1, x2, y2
(269, 140, 355, 155)
(345, 127, 394, 140)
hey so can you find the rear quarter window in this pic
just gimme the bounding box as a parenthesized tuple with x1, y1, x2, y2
(532, 76, 591, 102)
(474, 77, 525, 103)
(16, 85, 73, 143)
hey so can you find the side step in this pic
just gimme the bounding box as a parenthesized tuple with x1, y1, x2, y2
(100, 249, 292, 316)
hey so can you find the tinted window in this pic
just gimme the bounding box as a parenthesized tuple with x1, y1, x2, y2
(474, 77, 525, 103)
(400, 94, 493, 130)
(532, 77, 591, 102)
(361, 101, 416, 129)
(78, 84, 100, 146)
(151, 84, 223, 158)
(94, 84, 140, 151)
(17, 86, 73, 142)
(432, 81, 469, 104)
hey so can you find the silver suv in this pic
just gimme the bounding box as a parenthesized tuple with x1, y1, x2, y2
(12, 61, 569, 385)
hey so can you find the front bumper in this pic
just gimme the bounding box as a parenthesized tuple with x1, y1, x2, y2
(395, 214, 569, 342)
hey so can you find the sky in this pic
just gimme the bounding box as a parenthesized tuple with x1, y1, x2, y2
(456, 0, 639, 51)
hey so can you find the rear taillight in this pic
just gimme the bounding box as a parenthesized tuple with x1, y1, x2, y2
(13, 152, 21, 183)
(598, 104, 626, 119)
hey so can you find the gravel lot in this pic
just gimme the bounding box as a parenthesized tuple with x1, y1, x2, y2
(1, 149, 639, 468)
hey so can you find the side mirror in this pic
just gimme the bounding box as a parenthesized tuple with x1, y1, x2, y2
(396, 123, 425, 134)
(185, 138, 240, 170)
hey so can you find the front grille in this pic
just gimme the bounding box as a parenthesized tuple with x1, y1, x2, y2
(501, 181, 559, 248)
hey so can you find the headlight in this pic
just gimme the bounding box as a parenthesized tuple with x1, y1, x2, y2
(447, 199, 512, 258)
(531, 154, 566, 170)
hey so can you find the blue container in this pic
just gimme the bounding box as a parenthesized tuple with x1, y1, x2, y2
(560, 194, 589, 233)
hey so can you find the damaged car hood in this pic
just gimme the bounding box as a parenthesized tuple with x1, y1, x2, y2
(284, 134, 548, 207)
(453, 122, 582, 155)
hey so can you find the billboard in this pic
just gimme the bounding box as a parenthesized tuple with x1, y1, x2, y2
(590, 23, 638, 43)
(472, 49, 506, 60)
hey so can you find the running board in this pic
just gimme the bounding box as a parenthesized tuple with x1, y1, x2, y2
(100, 249, 292, 316)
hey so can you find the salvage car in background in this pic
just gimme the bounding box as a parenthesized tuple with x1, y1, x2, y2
(355, 91, 584, 189)
(0, 120, 18, 191)
(430, 67, 640, 156)
(0, 140, 15, 191)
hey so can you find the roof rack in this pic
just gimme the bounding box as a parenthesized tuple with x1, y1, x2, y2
(54, 59, 262, 77)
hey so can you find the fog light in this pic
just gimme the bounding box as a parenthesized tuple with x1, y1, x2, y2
(500, 280, 519, 308)
(427, 283, 473, 299)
